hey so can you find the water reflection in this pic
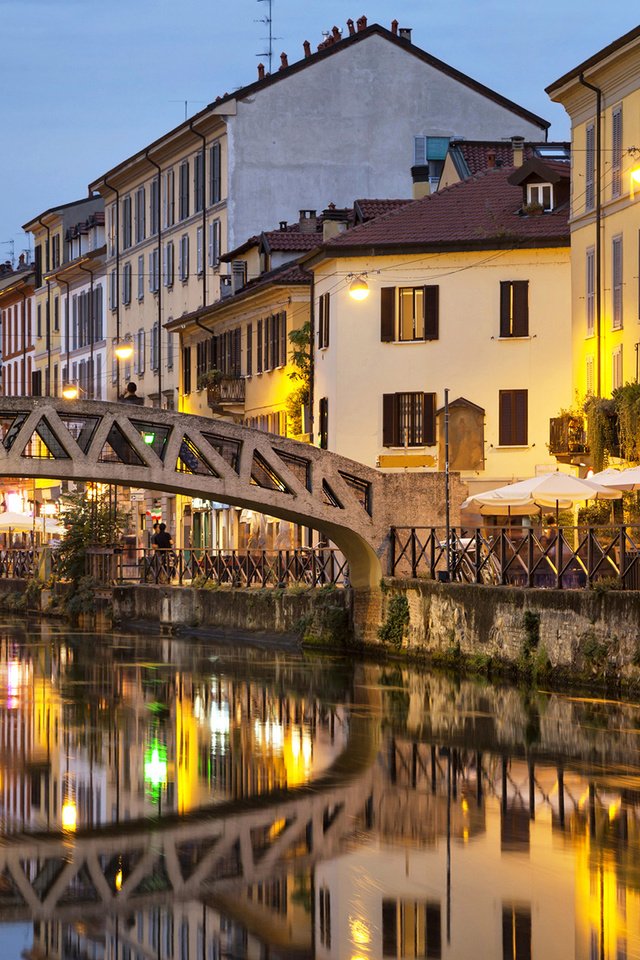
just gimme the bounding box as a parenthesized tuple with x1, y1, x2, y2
(1, 620, 640, 958)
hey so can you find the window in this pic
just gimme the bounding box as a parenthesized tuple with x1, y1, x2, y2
(179, 161, 189, 220)
(36, 303, 42, 338)
(135, 186, 146, 243)
(149, 250, 160, 293)
(586, 355, 594, 395)
(383, 392, 436, 447)
(194, 151, 204, 213)
(179, 234, 189, 282)
(318, 292, 330, 348)
(499, 390, 528, 446)
(53, 295, 59, 332)
(381, 286, 439, 342)
(613, 345, 623, 390)
(499, 281, 529, 337)
(208, 220, 221, 268)
(122, 262, 132, 305)
(122, 195, 132, 249)
(612, 106, 623, 199)
(150, 177, 159, 235)
(257, 319, 263, 373)
(94, 285, 103, 340)
(382, 899, 441, 959)
(164, 241, 175, 287)
(319, 397, 329, 449)
(585, 123, 595, 212)
(183, 346, 191, 394)
(209, 142, 221, 204)
(108, 202, 116, 256)
(167, 329, 174, 369)
(109, 269, 117, 311)
(164, 169, 175, 228)
(150, 321, 160, 371)
(612, 236, 623, 330)
(586, 247, 595, 336)
(51, 235, 61, 269)
(196, 226, 203, 275)
(319, 888, 331, 948)
(137, 255, 145, 301)
(246, 323, 253, 376)
(231, 260, 247, 293)
(502, 906, 531, 960)
(526, 182, 553, 211)
(135, 328, 145, 374)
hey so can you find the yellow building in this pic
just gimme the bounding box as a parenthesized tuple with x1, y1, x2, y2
(547, 26, 640, 404)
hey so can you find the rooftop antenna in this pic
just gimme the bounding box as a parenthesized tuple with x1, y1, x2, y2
(0, 240, 15, 268)
(256, 0, 280, 75)
(169, 100, 207, 120)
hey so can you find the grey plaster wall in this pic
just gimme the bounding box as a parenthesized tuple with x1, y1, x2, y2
(228, 35, 546, 247)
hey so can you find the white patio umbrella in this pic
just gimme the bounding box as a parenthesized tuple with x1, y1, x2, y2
(590, 465, 640, 491)
(0, 511, 66, 535)
(461, 472, 621, 522)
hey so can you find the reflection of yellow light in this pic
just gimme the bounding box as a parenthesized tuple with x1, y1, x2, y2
(578, 787, 589, 810)
(631, 168, 640, 184)
(608, 801, 620, 821)
(62, 800, 77, 831)
(268, 818, 287, 841)
(461, 798, 469, 813)
(115, 869, 123, 891)
(463, 827, 469, 843)
(350, 918, 371, 945)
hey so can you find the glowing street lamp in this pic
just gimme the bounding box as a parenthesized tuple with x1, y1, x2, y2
(61, 799, 77, 832)
(114, 339, 134, 361)
(62, 383, 79, 400)
(349, 275, 370, 301)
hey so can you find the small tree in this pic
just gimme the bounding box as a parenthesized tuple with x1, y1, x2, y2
(286, 321, 311, 436)
(57, 491, 126, 584)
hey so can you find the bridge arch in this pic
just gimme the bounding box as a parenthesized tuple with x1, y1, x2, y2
(0, 399, 392, 588)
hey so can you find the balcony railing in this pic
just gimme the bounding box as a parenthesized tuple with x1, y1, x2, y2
(207, 375, 245, 407)
(549, 415, 588, 457)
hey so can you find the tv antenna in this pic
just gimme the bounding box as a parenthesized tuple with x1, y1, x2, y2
(0, 240, 15, 268)
(169, 100, 208, 120)
(256, 0, 280, 75)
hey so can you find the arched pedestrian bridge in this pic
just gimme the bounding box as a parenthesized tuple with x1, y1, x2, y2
(0, 398, 435, 588)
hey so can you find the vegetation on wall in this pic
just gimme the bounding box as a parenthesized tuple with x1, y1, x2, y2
(583, 395, 617, 472)
(286, 321, 311, 436)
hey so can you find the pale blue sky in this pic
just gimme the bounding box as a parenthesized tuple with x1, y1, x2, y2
(0, 1, 636, 261)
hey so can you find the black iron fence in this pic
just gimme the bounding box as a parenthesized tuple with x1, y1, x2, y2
(390, 525, 640, 590)
(0, 549, 37, 579)
(86, 547, 349, 588)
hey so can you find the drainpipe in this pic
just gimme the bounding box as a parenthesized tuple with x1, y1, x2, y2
(20, 287, 28, 396)
(579, 74, 603, 397)
(58, 277, 71, 386)
(36, 216, 52, 394)
(188, 121, 208, 309)
(103, 175, 121, 397)
(145, 150, 163, 406)
(308, 273, 315, 443)
(78, 262, 95, 398)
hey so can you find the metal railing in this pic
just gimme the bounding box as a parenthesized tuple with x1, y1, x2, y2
(0, 549, 37, 579)
(390, 525, 640, 590)
(86, 546, 349, 588)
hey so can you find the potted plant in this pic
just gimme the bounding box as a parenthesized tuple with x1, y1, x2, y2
(522, 201, 544, 216)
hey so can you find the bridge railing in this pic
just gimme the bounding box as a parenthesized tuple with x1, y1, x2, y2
(390, 525, 640, 590)
(0, 548, 38, 579)
(86, 547, 350, 589)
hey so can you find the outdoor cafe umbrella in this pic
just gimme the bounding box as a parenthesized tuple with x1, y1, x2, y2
(461, 472, 621, 522)
(590, 465, 640, 491)
(0, 511, 66, 536)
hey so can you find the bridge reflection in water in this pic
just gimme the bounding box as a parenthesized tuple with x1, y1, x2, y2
(1, 624, 640, 959)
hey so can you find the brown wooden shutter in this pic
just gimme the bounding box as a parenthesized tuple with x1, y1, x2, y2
(382, 394, 398, 446)
(380, 288, 395, 342)
(500, 282, 511, 337)
(424, 286, 439, 340)
(423, 392, 437, 445)
(514, 389, 528, 444)
(499, 390, 512, 445)
(512, 281, 529, 337)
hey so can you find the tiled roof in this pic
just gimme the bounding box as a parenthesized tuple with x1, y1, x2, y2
(355, 198, 413, 221)
(320, 166, 570, 252)
(448, 141, 569, 179)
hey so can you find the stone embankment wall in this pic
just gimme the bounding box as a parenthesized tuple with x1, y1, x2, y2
(112, 584, 350, 645)
(380, 578, 640, 681)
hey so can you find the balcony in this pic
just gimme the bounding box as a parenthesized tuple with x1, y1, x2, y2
(549, 414, 588, 459)
(207, 375, 245, 409)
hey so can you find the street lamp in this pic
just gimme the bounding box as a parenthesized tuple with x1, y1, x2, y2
(114, 338, 134, 361)
(62, 383, 80, 400)
(348, 275, 370, 301)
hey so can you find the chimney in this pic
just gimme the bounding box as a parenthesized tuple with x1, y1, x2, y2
(280, 52, 288, 70)
(299, 209, 318, 233)
(356, 15, 367, 32)
(279, 220, 288, 231)
(322, 204, 350, 241)
(486, 149, 496, 169)
(399, 26, 412, 41)
(303, 40, 311, 57)
(257, 63, 265, 80)
(332, 25, 341, 40)
(411, 164, 430, 200)
(18, 253, 25, 267)
(346, 18, 355, 35)
(511, 135, 525, 168)
(391, 19, 399, 35)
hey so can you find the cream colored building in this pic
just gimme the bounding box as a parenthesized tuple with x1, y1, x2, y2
(546, 25, 640, 403)
(305, 162, 573, 495)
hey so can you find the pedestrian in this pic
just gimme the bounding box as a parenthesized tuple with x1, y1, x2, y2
(122, 382, 143, 405)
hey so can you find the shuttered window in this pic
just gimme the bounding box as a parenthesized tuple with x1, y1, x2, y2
(319, 397, 329, 449)
(193, 150, 204, 213)
(182, 346, 191, 394)
(149, 177, 159, 236)
(179, 161, 189, 221)
(499, 390, 528, 446)
(499, 281, 529, 337)
(612, 235, 623, 330)
(381, 286, 439, 341)
(585, 123, 595, 212)
(257, 319, 263, 373)
(613, 345, 623, 391)
(318, 292, 330, 348)
(382, 392, 436, 447)
(246, 323, 253, 376)
(164, 170, 175, 228)
(209, 142, 221, 205)
(611, 106, 623, 199)
(135, 186, 146, 243)
(122, 195, 132, 250)
(586, 248, 595, 336)
(179, 234, 189, 282)
(137, 255, 145, 301)
(122, 262, 132, 305)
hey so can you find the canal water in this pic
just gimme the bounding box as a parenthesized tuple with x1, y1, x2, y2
(0, 619, 638, 959)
